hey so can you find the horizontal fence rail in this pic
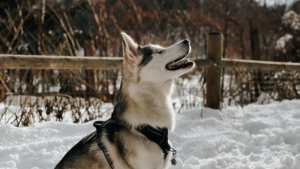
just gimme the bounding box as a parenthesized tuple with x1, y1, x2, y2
(0, 54, 214, 69)
(222, 58, 300, 71)
(0, 54, 123, 70)
(1, 54, 300, 71)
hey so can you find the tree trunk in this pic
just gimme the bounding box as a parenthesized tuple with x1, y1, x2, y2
(84, 40, 97, 98)
(0, 70, 5, 102)
(249, 21, 263, 102)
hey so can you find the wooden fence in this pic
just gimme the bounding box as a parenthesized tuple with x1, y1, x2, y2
(1, 33, 300, 109)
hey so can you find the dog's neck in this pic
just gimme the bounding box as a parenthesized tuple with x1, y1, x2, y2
(116, 79, 175, 130)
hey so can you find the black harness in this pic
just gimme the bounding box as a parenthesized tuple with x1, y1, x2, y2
(93, 120, 177, 169)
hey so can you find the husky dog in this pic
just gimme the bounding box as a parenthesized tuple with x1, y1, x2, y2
(55, 33, 195, 169)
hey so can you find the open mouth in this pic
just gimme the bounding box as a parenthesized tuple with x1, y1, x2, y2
(165, 51, 194, 71)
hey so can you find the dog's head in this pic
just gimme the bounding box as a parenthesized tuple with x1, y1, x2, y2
(121, 32, 195, 85)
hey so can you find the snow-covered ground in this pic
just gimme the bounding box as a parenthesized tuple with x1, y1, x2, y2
(1, 100, 300, 169)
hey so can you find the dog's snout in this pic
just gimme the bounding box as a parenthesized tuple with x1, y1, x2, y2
(182, 40, 189, 45)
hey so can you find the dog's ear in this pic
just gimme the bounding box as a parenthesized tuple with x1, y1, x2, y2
(121, 32, 139, 60)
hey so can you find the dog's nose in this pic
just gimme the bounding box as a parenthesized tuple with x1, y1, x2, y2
(182, 40, 189, 45)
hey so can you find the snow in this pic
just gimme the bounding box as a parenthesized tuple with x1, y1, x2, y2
(276, 34, 293, 51)
(282, 11, 300, 30)
(256, 0, 295, 7)
(1, 100, 300, 169)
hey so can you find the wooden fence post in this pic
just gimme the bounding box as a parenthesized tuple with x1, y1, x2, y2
(205, 33, 223, 109)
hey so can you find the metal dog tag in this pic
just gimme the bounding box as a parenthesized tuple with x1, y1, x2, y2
(171, 158, 177, 165)
(170, 148, 177, 166)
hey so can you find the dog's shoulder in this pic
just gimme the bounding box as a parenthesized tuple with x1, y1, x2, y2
(71, 131, 97, 153)
(55, 131, 98, 169)
(80, 131, 97, 144)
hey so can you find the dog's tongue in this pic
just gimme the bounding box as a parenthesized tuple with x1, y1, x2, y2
(166, 59, 193, 70)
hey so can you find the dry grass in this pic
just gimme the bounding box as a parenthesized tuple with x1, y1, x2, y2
(0, 0, 298, 126)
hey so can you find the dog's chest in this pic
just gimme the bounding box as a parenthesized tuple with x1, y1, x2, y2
(102, 124, 170, 169)
(128, 141, 168, 169)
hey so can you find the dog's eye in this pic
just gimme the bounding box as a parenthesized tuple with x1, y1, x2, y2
(158, 51, 163, 54)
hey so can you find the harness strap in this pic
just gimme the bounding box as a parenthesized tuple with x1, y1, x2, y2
(93, 121, 114, 169)
(100, 144, 114, 169)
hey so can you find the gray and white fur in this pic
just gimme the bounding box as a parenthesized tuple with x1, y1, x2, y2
(55, 32, 195, 169)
